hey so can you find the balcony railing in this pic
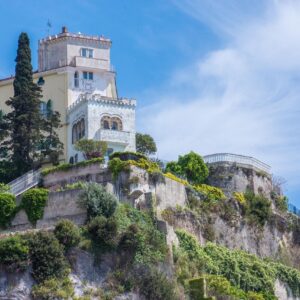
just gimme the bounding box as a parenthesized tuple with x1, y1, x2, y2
(74, 56, 110, 70)
(97, 129, 131, 145)
(203, 153, 271, 174)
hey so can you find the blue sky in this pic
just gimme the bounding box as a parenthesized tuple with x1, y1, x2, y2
(0, 0, 299, 205)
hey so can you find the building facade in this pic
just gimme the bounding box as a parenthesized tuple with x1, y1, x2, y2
(0, 27, 136, 163)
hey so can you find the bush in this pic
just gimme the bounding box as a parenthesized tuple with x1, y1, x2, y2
(74, 139, 107, 160)
(165, 151, 209, 185)
(31, 277, 74, 300)
(21, 188, 49, 225)
(54, 219, 81, 251)
(41, 157, 104, 176)
(194, 184, 226, 202)
(244, 190, 272, 227)
(134, 267, 178, 300)
(0, 183, 10, 193)
(0, 235, 29, 271)
(87, 215, 118, 250)
(29, 231, 69, 283)
(0, 192, 16, 227)
(135, 133, 157, 156)
(274, 195, 288, 212)
(79, 182, 117, 219)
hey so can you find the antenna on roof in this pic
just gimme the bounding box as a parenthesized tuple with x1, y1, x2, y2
(47, 19, 52, 36)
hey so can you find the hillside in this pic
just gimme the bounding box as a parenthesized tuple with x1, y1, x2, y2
(1, 153, 300, 299)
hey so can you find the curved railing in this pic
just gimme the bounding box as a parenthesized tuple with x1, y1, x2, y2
(203, 153, 271, 174)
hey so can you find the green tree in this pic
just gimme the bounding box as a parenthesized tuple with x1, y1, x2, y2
(40, 100, 63, 165)
(166, 151, 209, 185)
(136, 133, 157, 156)
(74, 139, 107, 160)
(0, 33, 63, 178)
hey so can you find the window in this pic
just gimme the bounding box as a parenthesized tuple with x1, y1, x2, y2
(74, 71, 79, 88)
(72, 118, 85, 144)
(81, 48, 93, 58)
(40, 102, 47, 117)
(111, 121, 118, 130)
(103, 120, 110, 129)
(106, 148, 114, 157)
(69, 157, 74, 164)
(83, 71, 93, 80)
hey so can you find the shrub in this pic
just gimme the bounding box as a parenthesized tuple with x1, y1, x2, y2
(0, 192, 16, 227)
(41, 157, 104, 176)
(166, 151, 209, 185)
(134, 267, 178, 300)
(78, 182, 117, 219)
(135, 133, 157, 156)
(194, 184, 226, 202)
(21, 188, 49, 225)
(29, 231, 69, 283)
(0, 235, 29, 271)
(74, 139, 107, 160)
(87, 215, 118, 250)
(54, 219, 81, 251)
(0, 183, 10, 193)
(110, 151, 147, 161)
(244, 190, 272, 227)
(163, 172, 189, 186)
(31, 277, 74, 300)
(56, 181, 86, 191)
(274, 195, 288, 212)
(233, 191, 246, 205)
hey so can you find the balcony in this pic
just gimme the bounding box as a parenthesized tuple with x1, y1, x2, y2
(74, 56, 110, 70)
(97, 129, 131, 145)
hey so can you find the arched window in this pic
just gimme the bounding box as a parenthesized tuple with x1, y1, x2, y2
(74, 71, 79, 88)
(72, 118, 85, 144)
(111, 121, 118, 130)
(69, 157, 74, 164)
(111, 117, 122, 131)
(74, 154, 78, 163)
(101, 116, 111, 129)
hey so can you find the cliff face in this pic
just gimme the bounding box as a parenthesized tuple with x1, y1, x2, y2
(1, 162, 300, 299)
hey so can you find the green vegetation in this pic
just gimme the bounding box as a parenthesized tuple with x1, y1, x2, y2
(274, 194, 288, 212)
(0, 32, 62, 180)
(54, 219, 81, 251)
(21, 188, 49, 225)
(0, 235, 29, 271)
(41, 157, 104, 176)
(108, 157, 160, 179)
(28, 231, 69, 283)
(0, 192, 16, 227)
(134, 267, 178, 300)
(87, 215, 118, 250)
(78, 182, 117, 219)
(175, 230, 300, 299)
(0, 183, 10, 193)
(135, 132, 157, 156)
(56, 181, 86, 192)
(165, 151, 209, 185)
(109, 151, 147, 161)
(74, 139, 107, 160)
(194, 184, 226, 202)
(243, 190, 272, 227)
(31, 277, 74, 300)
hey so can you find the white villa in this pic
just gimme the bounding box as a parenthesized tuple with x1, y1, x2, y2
(0, 27, 136, 163)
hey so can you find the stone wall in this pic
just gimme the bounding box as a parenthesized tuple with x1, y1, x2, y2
(4, 189, 85, 233)
(207, 162, 273, 198)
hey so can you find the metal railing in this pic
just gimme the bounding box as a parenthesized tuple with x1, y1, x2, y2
(203, 153, 271, 174)
(288, 203, 300, 217)
(8, 169, 41, 196)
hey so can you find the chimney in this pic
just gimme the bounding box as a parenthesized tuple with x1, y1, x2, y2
(62, 26, 68, 34)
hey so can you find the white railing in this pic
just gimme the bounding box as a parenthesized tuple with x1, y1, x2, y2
(97, 129, 131, 145)
(8, 169, 41, 196)
(203, 153, 271, 173)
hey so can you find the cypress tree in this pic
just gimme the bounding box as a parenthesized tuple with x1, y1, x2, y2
(4, 32, 43, 175)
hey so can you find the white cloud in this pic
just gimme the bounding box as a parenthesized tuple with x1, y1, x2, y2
(138, 0, 300, 200)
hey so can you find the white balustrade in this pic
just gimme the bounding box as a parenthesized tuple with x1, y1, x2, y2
(203, 153, 271, 173)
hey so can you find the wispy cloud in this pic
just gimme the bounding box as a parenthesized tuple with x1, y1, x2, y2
(138, 0, 300, 200)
